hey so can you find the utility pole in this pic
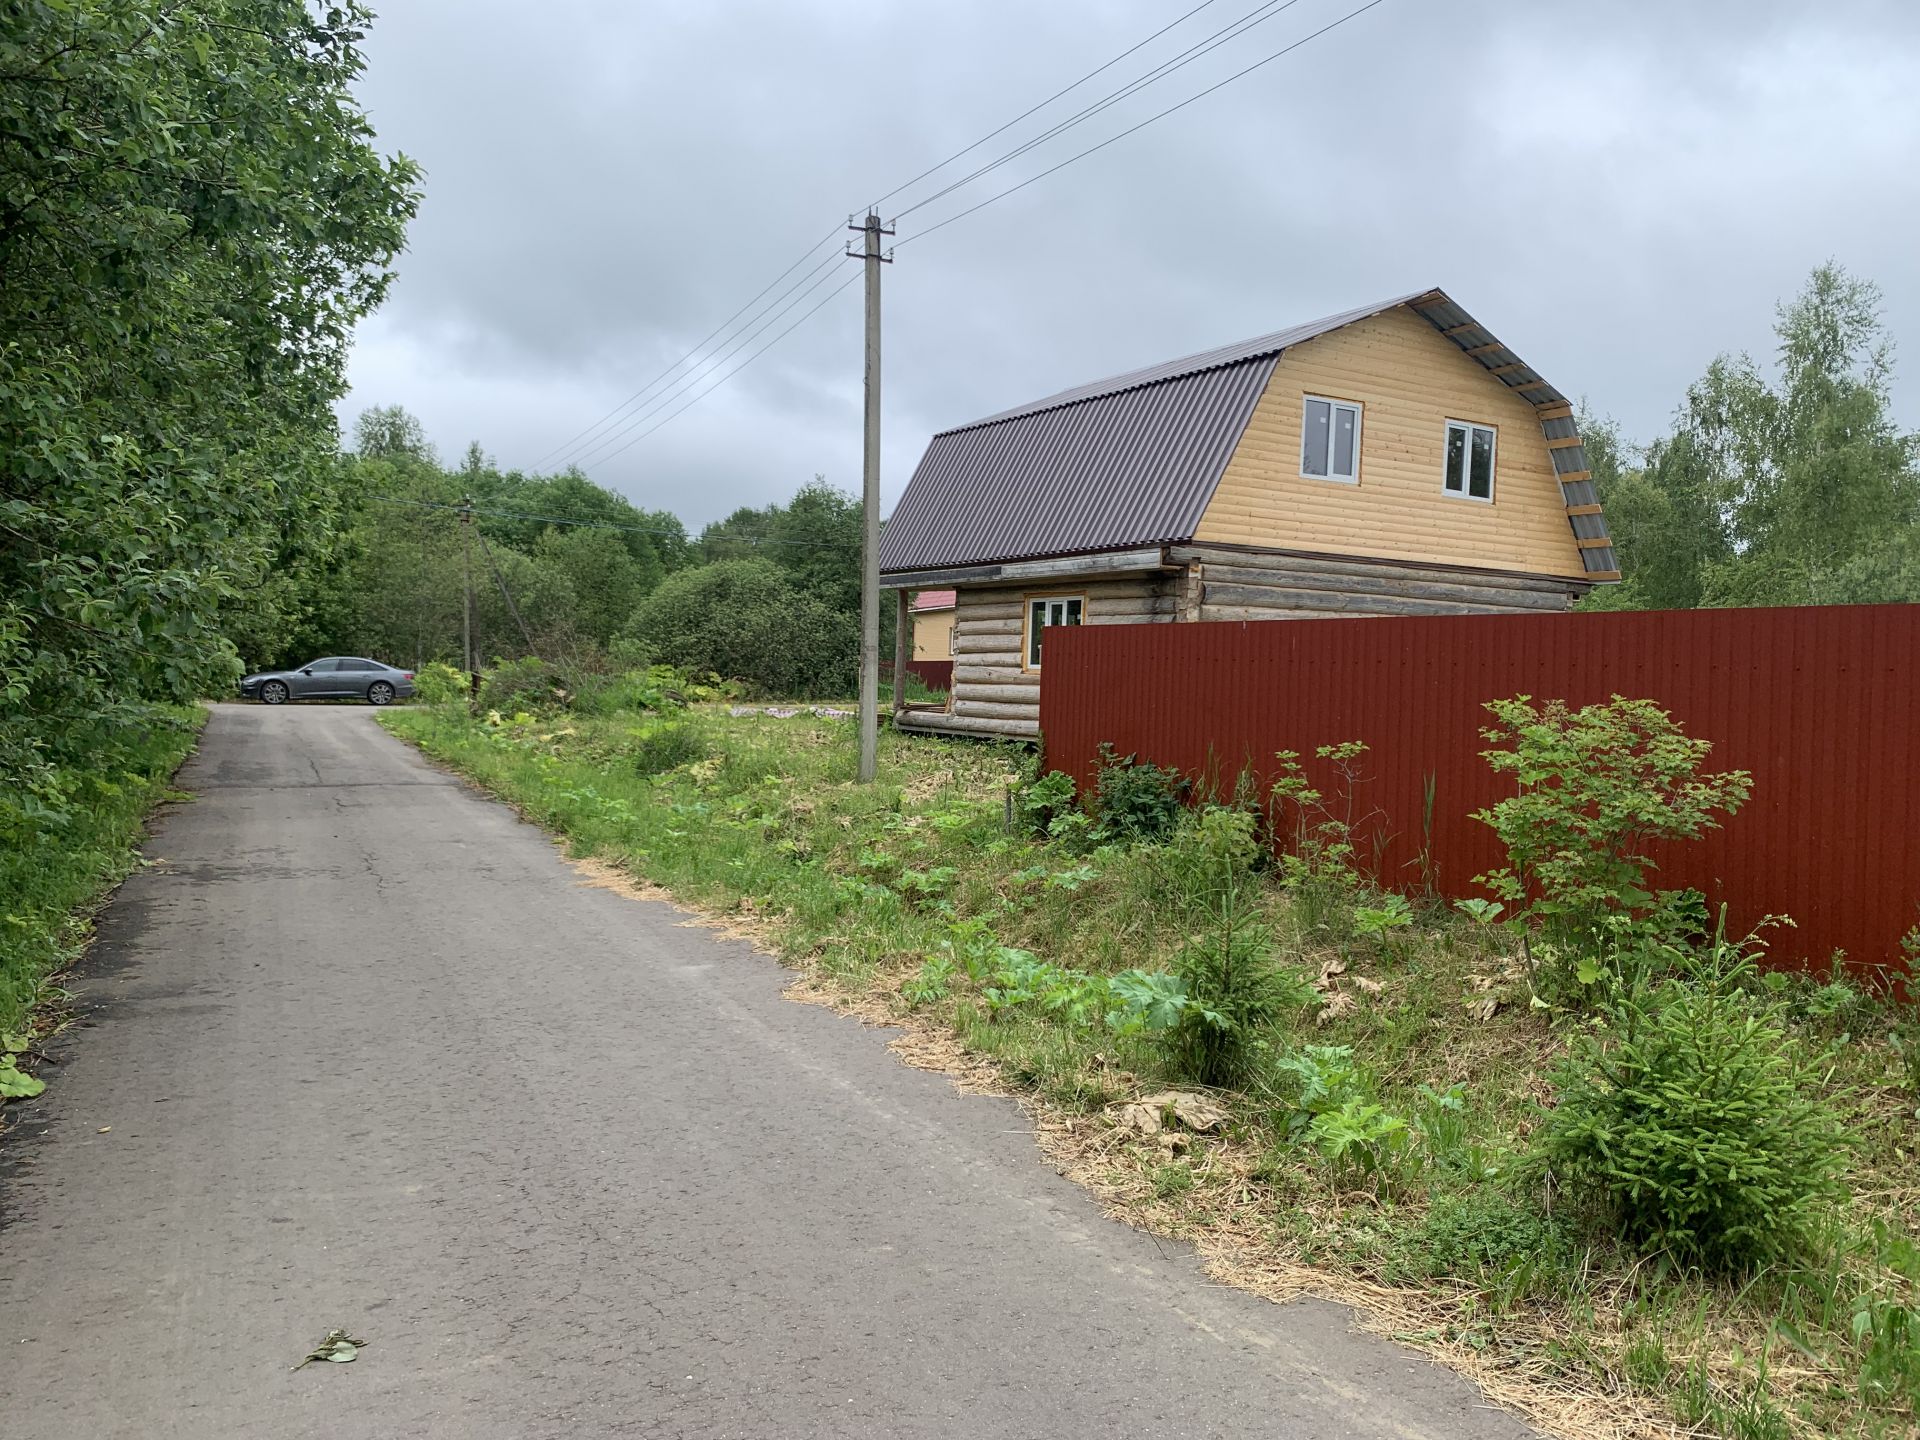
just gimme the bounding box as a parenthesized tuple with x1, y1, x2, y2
(459, 494, 477, 707)
(848, 212, 893, 783)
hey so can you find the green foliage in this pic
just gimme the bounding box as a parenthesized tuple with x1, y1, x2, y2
(1, 1034, 46, 1100)
(1019, 769, 1086, 842)
(1474, 695, 1751, 961)
(1308, 1098, 1409, 1174)
(1267, 1044, 1365, 1140)
(0, 3, 419, 796)
(1581, 264, 1920, 612)
(1412, 1188, 1572, 1282)
(477, 658, 573, 715)
(413, 662, 470, 706)
(1269, 743, 1370, 932)
(629, 723, 708, 778)
(1354, 894, 1415, 941)
(0, 710, 203, 1040)
(1534, 975, 1852, 1269)
(903, 955, 957, 1007)
(625, 559, 857, 698)
(1157, 809, 1313, 1088)
(1090, 744, 1189, 843)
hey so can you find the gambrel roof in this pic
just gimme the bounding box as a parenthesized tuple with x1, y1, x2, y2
(878, 289, 1617, 580)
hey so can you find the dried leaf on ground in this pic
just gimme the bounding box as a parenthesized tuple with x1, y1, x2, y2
(292, 1329, 366, 1371)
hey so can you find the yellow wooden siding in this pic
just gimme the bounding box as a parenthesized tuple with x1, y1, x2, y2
(1193, 306, 1586, 578)
(911, 607, 954, 661)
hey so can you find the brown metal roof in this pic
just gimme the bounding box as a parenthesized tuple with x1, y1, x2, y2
(879, 290, 1617, 579)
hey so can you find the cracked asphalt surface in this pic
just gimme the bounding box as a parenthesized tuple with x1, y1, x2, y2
(0, 704, 1535, 1439)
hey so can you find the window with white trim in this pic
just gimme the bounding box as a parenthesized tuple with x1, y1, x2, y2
(1444, 420, 1496, 501)
(1025, 595, 1083, 670)
(1301, 395, 1362, 482)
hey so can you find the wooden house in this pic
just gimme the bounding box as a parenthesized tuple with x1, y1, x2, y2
(879, 289, 1619, 738)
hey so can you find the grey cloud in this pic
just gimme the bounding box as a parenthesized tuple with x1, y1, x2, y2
(342, 0, 1920, 527)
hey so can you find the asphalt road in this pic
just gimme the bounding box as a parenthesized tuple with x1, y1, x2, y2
(0, 704, 1533, 1439)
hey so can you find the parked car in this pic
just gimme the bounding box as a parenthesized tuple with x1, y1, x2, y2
(239, 657, 417, 706)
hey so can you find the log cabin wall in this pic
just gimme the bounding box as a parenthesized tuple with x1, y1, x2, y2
(1169, 545, 1584, 622)
(929, 573, 1176, 737)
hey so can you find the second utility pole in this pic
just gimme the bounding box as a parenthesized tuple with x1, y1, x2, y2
(850, 211, 892, 784)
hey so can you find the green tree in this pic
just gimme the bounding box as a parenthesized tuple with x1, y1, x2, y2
(0, 2, 419, 805)
(1584, 265, 1918, 612)
(625, 560, 857, 697)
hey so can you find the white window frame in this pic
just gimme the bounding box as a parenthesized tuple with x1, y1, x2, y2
(1300, 394, 1363, 484)
(1442, 419, 1498, 503)
(1023, 594, 1084, 671)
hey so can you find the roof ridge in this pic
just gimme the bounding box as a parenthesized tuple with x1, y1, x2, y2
(940, 289, 1434, 435)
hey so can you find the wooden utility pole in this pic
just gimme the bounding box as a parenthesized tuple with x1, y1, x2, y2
(459, 495, 478, 705)
(848, 212, 893, 783)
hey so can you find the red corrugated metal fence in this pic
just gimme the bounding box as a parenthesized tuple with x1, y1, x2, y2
(1041, 606, 1920, 978)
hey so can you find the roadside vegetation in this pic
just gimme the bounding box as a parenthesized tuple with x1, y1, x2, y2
(386, 678, 1918, 1440)
(0, 709, 204, 1092)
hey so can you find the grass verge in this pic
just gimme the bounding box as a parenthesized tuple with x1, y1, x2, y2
(1, 705, 205, 1050)
(382, 700, 1920, 1440)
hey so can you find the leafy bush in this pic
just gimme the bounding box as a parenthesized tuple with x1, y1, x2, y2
(572, 664, 714, 717)
(1092, 744, 1188, 844)
(413, 661, 469, 706)
(1019, 769, 1085, 841)
(624, 558, 856, 698)
(1308, 1098, 1408, 1174)
(1474, 695, 1752, 952)
(1268, 1044, 1366, 1140)
(477, 656, 573, 714)
(1533, 977, 1852, 1269)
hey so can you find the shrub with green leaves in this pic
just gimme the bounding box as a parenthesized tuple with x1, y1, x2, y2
(478, 656, 573, 715)
(412, 661, 470, 706)
(1473, 695, 1751, 952)
(1092, 744, 1188, 844)
(1534, 978, 1851, 1269)
(624, 558, 856, 698)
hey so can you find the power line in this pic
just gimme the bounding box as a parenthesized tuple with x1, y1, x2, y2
(895, 0, 1388, 252)
(539, 1, 1242, 473)
(533, 220, 847, 469)
(892, 0, 1307, 224)
(866, 0, 1224, 213)
(564, 254, 851, 472)
(582, 269, 863, 470)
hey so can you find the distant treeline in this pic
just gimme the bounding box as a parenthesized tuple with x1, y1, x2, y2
(234, 406, 883, 699)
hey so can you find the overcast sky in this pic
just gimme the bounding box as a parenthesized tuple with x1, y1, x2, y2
(340, 0, 1920, 530)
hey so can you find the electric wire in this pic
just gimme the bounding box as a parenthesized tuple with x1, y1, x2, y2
(895, 0, 1388, 252)
(865, 0, 1223, 213)
(563, 251, 850, 472)
(583, 269, 863, 471)
(533, 219, 847, 469)
(891, 0, 1307, 223)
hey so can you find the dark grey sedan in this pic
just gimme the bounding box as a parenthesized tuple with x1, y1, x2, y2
(239, 657, 416, 706)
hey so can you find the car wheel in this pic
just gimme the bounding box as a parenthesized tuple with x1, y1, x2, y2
(260, 680, 290, 705)
(367, 681, 395, 706)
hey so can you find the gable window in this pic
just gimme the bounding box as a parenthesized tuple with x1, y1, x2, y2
(1301, 395, 1362, 483)
(1025, 595, 1083, 670)
(1443, 420, 1496, 501)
